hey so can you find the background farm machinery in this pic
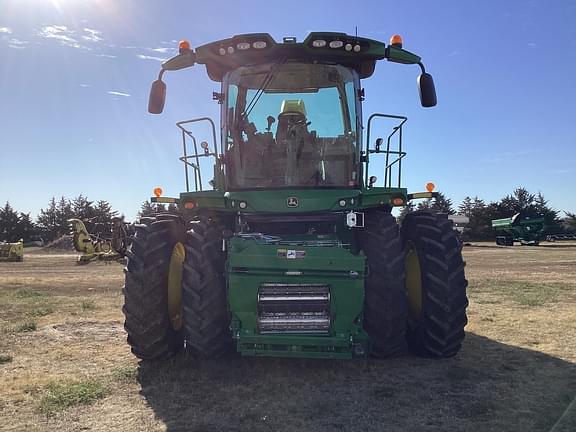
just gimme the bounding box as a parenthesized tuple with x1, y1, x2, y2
(492, 212, 548, 246)
(0, 239, 24, 262)
(68, 217, 133, 264)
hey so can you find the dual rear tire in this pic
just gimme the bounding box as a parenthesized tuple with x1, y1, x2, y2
(362, 210, 468, 358)
(123, 216, 230, 360)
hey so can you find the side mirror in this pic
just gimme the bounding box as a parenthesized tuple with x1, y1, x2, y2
(418, 73, 437, 107)
(148, 79, 166, 114)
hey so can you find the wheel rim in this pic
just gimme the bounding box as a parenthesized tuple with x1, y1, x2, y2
(404, 241, 423, 321)
(167, 242, 185, 330)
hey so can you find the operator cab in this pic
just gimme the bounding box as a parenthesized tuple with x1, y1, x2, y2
(147, 33, 437, 193)
(224, 62, 359, 190)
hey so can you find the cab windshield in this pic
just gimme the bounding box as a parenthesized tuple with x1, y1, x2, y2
(224, 62, 358, 189)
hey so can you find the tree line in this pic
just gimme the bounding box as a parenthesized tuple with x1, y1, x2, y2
(0, 197, 178, 244)
(400, 187, 576, 240)
(0, 196, 119, 243)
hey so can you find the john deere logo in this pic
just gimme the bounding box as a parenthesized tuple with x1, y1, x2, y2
(287, 197, 299, 208)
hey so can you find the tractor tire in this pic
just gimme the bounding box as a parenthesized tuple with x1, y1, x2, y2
(123, 217, 184, 360)
(182, 219, 231, 358)
(401, 211, 468, 358)
(361, 210, 408, 358)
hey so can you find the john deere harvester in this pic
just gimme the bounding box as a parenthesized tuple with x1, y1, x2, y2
(123, 32, 468, 360)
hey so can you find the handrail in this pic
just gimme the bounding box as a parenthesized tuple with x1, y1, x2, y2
(365, 114, 408, 188)
(175, 117, 219, 192)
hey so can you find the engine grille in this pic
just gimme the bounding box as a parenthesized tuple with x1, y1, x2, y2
(257, 283, 330, 334)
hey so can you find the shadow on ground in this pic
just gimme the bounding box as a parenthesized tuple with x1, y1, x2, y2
(138, 333, 576, 432)
(464, 243, 576, 249)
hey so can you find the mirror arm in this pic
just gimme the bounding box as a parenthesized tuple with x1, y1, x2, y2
(418, 62, 426, 74)
(157, 69, 165, 81)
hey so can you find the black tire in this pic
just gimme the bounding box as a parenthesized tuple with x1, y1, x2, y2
(401, 211, 468, 358)
(123, 217, 184, 360)
(361, 210, 407, 358)
(182, 219, 232, 358)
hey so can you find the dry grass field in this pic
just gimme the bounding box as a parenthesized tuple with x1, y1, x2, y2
(1, 243, 575, 431)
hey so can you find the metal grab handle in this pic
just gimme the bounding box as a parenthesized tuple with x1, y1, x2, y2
(365, 113, 407, 188)
(175, 117, 218, 192)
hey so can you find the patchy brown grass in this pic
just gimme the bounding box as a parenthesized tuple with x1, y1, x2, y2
(0, 245, 574, 431)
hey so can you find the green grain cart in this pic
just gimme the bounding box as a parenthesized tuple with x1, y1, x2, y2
(491, 213, 546, 246)
(123, 32, 468, 360)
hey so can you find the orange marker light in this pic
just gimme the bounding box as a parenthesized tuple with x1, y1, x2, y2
(153, 187, 163, 198)
(390, 34, 403, 48)
(426, 182, 435, 192)
(392, 197, 404, 206)
(184, 201, 196, 209)
(179, 40, 191, 51)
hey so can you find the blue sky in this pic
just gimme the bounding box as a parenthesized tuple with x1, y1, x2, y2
(0, 0, 575, 220)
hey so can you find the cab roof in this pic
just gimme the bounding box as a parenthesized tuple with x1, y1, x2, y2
(193, 32, 389, 81)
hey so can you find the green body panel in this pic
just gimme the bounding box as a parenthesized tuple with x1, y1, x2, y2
(180, 190, 227, 209)
(180, 187, 407, 213)
(361, 187, 407, 207)
(386, 45, 421, 65)
(492, 213, 547, 246)
(226, 236, 367, 357)
(237, 335, 358, 359)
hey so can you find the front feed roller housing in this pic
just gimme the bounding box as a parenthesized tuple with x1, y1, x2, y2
(122, 32, 468, 361)
(227, 231, 367, 358)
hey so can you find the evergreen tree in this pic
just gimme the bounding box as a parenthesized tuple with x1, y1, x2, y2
(14, 213, 37, 242)
(71, 194, 96, 221)
(459, 197, 492, 240)
(138, 201, 170, 218)
(458, 196, 474, 217)
(138, 201, 156, 218)
(499, 187, 535, 215)
(416, 192, 455, 214)
(56, 197, 73, 232)
(91, 200, 118, 237)
(533, 192, 560, 227)
(0, 202, 20, 242)
(37, 197, 60, 241)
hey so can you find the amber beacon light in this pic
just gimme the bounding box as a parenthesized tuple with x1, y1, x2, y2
(179, 40, 191, 53)
(389, 34, 403, 48)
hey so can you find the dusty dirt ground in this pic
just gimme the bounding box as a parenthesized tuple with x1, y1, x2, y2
(1, 243, 575, 431)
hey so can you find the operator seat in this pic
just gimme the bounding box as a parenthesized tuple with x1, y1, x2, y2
(274, 100, 320, 186)
(240, 121, 274, 188)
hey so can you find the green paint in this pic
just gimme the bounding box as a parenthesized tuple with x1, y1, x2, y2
(180, 188, 408, 213)
(227, 236, 368, 357)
